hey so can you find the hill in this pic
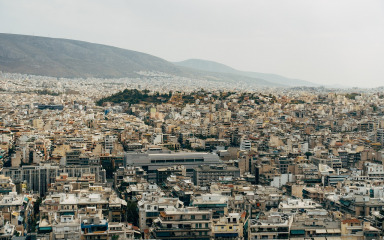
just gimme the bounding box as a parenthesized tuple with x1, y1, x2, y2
(174, 59, 318, 87)
(0, 33, 183, 78)
(0, 33, 282, 87)
(96, 89, 171, 106)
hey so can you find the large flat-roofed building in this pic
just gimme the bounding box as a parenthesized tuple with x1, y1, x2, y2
(124, 152, 222, 181)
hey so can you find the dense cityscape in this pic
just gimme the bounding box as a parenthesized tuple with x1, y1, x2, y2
(1, 0, 384, 239)
(1, 72, 384, 240)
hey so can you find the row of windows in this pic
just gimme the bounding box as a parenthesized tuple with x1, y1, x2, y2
(199, 172, 238, 175)
(150, 159, 204, 163)
(164, 223, 209, 228)
(149, 169, 194, 174)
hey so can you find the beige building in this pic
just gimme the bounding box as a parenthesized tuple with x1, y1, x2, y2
(341, 218, 380, 240)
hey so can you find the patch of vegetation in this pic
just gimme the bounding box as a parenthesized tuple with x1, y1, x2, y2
(96, 89, 171, 106)
(194, 134, 218, 140)
(182, 94, 195, 104)
(371, 104, 378, 112)
(290, 99, 306, 104)
(345, 93, 360, 100)
(124, 200, 139, 226)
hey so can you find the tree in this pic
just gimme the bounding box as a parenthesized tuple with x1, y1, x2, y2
(305, 152, 313, 159)
(124, 200, 139, 226)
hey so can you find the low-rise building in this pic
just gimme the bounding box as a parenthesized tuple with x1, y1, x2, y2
(249, 212, 291, 240)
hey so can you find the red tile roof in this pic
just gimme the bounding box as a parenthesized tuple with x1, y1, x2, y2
(342, 218, 360, 224)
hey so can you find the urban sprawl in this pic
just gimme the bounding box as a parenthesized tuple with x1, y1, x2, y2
(1, 72, 384, 240)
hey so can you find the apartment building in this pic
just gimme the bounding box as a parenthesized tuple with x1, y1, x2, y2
(151, 207, 212, 240)
(193, 164, 240, 186)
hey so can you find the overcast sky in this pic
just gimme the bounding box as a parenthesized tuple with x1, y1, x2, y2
(1, 0, 384, 88)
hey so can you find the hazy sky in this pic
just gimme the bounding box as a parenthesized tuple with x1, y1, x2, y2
(1, 0, 384, 87)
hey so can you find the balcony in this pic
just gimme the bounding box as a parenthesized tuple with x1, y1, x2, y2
(156, 227, 210, 231)
(154, 231, 210, 239)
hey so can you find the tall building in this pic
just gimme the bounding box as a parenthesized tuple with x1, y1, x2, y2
(104, 135, 117, 152)
(240, 139, 251, 151)
(377, 128, 384, 145)
(1, 165, 106, 195)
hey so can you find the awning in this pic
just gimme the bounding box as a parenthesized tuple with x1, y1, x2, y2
(340, 199, 351, 206)
(291, 230, 305, 235)
(215, 233, 238, 237)
(39, 226, 52, 231)
(61, 212, 75, 215)
(316, 229, 327, 234)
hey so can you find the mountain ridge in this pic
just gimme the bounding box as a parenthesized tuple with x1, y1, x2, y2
(0, 33, 298, 87)
(0, 33, 184, 78)
(174, 59, 318, 87)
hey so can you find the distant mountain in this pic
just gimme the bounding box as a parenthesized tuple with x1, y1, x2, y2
(174, 59, 318, 87)
(0, 33, 281, 87)
(0, 33, 183, 78)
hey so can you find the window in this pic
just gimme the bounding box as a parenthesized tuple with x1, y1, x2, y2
(191, 215, 195, 220)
